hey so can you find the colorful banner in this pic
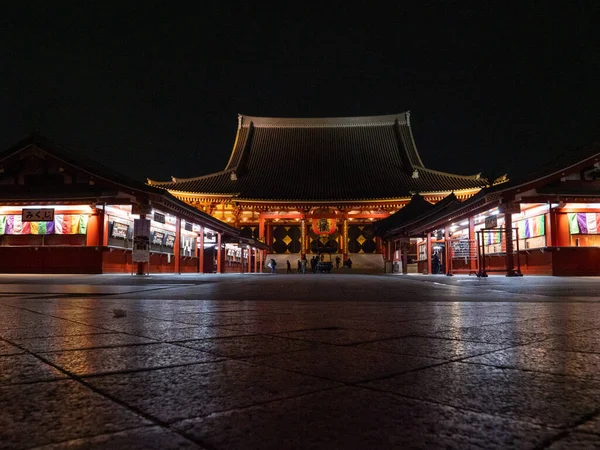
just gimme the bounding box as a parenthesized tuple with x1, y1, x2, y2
(517, 215, 545, 239)
(568, 213, 600, 234)
(485, 230, 501, 245)
(0, 214, 88, 235)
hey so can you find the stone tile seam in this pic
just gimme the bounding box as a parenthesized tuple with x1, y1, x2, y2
(1, 337, 218, 450)
(457, 359, 600, 383)
(357, 382, 573, 434)
(24, 424, 161, 450)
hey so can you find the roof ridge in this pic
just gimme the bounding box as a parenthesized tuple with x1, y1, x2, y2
(148, 169, 234, 186)
(416, 166, 484, 180)
(239, 112, 409, 128)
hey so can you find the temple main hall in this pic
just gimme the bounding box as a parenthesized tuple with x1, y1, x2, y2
(148, 112, 490, 267)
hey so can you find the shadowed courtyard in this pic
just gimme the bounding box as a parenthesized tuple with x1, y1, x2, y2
(2, 273, 600, 449)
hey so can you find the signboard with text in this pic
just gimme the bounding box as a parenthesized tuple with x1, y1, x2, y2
(132, 219, 151, 263)
(499, 203, 521, 214)
(484, 215, 498, 229)
(22, 208, 55, 222)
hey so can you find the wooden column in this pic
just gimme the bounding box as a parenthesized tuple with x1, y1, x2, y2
(136, 214, 146, 275)
(247, 245, 252, 273)
(174, 217, 181, 274)
(426, 232, 432, 275)
(258, 213, 265, 243)
(266, 221, 273, 253)
(469, 216, 476, 271)
(301, 217, 307, 256)
(216, 232, 222, 273)
(342, 218, 348, 259)
(259, 249, 263, 273)
(504, 212, 515, 276)
(402, 241, 408, 274)
(444, 227, 451, 275)
(198, 226, 204, 273)
(546, 208, 554, 246)
(253, 248, 258, 273)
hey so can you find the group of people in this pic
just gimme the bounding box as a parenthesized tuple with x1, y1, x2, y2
(268, 255, 354, 274)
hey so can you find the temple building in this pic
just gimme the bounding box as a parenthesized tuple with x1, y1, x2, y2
(148, 112, 490, 268)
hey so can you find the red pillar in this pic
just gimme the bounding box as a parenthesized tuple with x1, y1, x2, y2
(426, 232, 432, 275)
(259, 213, 265, 242)
(402, 241, 408, 274)
(444, 227, 451, 275)
(266, 222, 273, 253)
(469, 216, 477, 271)
(198, 226, 204, 273)
(136, 214, 146, 275)
(174, 217, 181, 274)
(545, 210, 553, 247)
(217, 232, 222, 273)
(504, 212, 516, 276)
(247, 245, 252, 273)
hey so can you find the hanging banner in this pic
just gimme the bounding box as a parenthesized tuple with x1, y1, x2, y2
(312, 217, 337, 235)
(132, 219, 151, 262)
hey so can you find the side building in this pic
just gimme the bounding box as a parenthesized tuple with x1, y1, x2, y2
(0, 135, 266, 274)
(148, 112, 490, 269)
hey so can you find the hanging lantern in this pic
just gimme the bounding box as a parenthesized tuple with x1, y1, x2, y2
(312, 217, 336, 235)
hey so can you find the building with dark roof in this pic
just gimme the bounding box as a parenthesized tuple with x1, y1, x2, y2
(376, 141, 600, 276)
(0, 135, 266, 274)
(148, 112, 491, 264)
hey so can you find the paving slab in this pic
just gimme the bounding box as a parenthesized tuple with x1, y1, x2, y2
(0, 339, 25, 355)
(0, 324, 111, 340)
(463, 347, 600, 379)
(546, 431, 600, 449)
(13, 333, 155, 353)
(31, 426, 203, 450)
(178, 334, 326, 358)
(84, 360, 340, 423)
(0, 353, 66, 385)
(357, 336, 506, 360)
(362, 361, 600, 427)
(273, 327, 400, 345)
(0, 380, 149, 449)
(41, 343, 221, 376)
(246, 346, 439, 383)
(432, 326, 551, 345)
(173, 386, 557, 450)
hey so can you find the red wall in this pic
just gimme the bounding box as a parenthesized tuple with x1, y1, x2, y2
(0, 246, 104, 274)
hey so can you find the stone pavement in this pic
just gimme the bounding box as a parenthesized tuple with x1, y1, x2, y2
(1, 273, 600, 449)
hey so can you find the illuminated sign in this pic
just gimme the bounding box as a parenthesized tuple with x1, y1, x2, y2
(22, 208, 54, 222)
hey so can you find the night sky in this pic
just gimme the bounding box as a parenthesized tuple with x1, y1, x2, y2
(1, 3, 598, 183)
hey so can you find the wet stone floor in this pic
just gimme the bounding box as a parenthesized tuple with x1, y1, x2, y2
(1, 273, 600, 449)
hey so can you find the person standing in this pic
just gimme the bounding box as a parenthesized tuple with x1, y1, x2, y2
(286, 260, 292, 274)
(269, 258, 277, 274)
(297, 259, 302, 274)
(301, 257, 307, 274)
(335, 255, 341, 268)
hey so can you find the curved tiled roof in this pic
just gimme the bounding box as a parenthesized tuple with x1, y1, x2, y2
(149, 113, 488, 201)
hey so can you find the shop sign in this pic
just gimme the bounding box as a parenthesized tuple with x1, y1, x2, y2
(499, 203, 520, 214)
(22, 208, 54, 222)
(132, 219, 151, 262)
(484, 215, 498, 229)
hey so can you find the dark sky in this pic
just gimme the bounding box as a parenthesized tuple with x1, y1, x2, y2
(1, 3, 598, 183)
